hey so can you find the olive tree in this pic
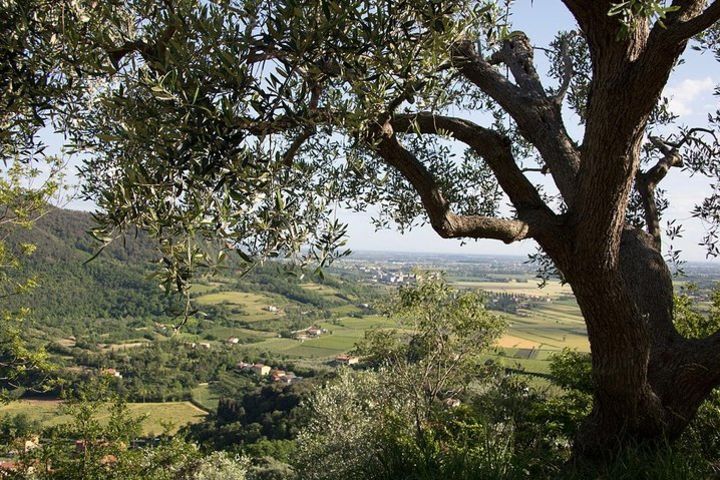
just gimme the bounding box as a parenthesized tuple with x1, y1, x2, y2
(66, 0, 720, 459)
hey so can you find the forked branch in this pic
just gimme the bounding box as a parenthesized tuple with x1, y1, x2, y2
(452, 40, 581, 205)
(389, 112, 547, 213)
(370, 122, 536, 244)
(665, 0, 720, 41)
(635, 136, 687, 249)
(488, 33, 546, 97)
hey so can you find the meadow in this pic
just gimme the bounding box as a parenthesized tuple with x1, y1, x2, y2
(195, 291, 284, 323)
(0, 400, 207, 436)
(191, 384, 220, 411)
(302, 282, 349, 300)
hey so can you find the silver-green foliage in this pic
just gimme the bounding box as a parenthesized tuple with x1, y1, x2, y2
(190, 452, 250, 480)
(66, 0, 509, 292)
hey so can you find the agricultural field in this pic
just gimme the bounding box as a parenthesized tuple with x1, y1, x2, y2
(301, 282, 348, 300)
(191, 384, 220, 411)
(456, 279, 573, 299)
(330, 304, 365, 315)
(0, 400, 207, 436)
(188, 282, 224, 294)
(195, 291, 284, 322)
(188, 274, 588, 376)
(237, 315, 400, 360)
(454, 280, 588, 374)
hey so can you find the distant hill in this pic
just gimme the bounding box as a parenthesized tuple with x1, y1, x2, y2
(5, 207, 159, 265)
(3, 208, 180, 334)
(2, 208, 374, 341)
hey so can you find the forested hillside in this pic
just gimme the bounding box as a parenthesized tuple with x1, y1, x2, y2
(3, 208, 181, 329)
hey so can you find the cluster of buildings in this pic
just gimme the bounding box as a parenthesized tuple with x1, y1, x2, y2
(235, 362, 302, 385)
(372, 270, 410, 284)
(347, 264, 412, 285)
(293, 325, 326, 341)
(0, 437, 39, 477)
(0, 437, 123, 477)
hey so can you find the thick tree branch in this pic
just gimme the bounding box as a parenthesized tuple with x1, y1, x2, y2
(389, 112, 548, 213)
(369, 122, 537, 244)
(636, 130, 714, 248)
(664, 0, 720, 41)
(571, 15, 691, 268)
(635, 178, 662, 249)
(683, 332, 720, 401)
(281, 128, 314, 167)
(559, 1, 609, 27)
(645, 0, 718, 68)
(559, 1, 617, 51)
(452, 41, 581, 205)
(488, 33, 546, 96)
(106, 23, 179, 70)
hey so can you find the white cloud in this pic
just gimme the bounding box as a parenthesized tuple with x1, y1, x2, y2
(664, 77, 715, 117)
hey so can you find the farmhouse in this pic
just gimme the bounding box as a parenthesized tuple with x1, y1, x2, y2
(226, 337, 240, 345)
(335, 354, 360, 366)
(238, 361, 300, 382)
(292, 325, 326, 340)
(270, 369, 301, 384)
(251, 364, 271, 376)
(236, 361, 252, 370)
(306, 326, 324, 337)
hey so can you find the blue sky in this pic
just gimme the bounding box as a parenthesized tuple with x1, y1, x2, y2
(50, 1, 719, 260)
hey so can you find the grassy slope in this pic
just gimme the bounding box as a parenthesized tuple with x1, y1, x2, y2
(239, 315, 400, 360)
(190, 384, 220, 411)
(0, 400, 206, 436)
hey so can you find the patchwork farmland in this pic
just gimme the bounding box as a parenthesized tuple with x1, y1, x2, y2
(185, 273, 588, 375)
(459, 280, 588, 374)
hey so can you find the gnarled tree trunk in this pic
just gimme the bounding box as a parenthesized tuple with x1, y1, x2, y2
(365, 0, 720, 464)
(555, 227, 718, 459)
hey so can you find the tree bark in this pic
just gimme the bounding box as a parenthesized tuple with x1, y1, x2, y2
(558, 227, 715, 460)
